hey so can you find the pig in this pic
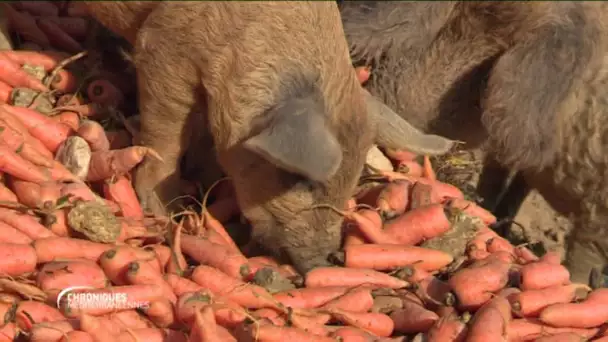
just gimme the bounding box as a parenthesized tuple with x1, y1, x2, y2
(339, 1, 608, 285)
(84, 1, 455, 274)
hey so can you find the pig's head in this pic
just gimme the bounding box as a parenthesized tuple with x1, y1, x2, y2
(340, 1, 602, 172)
(218, 79, 454, 275)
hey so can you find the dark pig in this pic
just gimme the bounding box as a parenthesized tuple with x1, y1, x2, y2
(340, 1, 608, 285)
(84, 1, 455, 274)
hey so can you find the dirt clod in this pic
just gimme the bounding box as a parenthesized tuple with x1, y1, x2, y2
(67, 200, 121, 243)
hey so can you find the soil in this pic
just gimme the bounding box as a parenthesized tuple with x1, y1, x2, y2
(431, 148, 573, 260)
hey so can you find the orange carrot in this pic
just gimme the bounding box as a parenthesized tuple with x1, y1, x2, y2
(445, 198, 497, 224)
(330, 326, 376, 341)
(181, 233, 251, 279)
(422, 156, 436, 181)
(0, 208, 56, 239)
(486, 236, 515, 254)
(273, 287, 351, 309)
(86, 146, 158, 182)
(15, 300, 65, 331)
(114, 328, 188, 342)
(409, 181, 433, 210)
(0, 243, 37, 277)
(140, 299, 175, 328)
(305, 267, 408, 289)
(0, 81, 11, 104)
(33, 237, 112, 263)
(103, 310, 154, 332)
(333, 244, 454, 272)
(3, 5, 50, 48)
(384, 149, 417, 163)
(0, 221, 32, 244)
(355, 66, 371, 84)
(412, 275, 453, 309)
(534, 333, 591, 342)
(508, 284, 588, 317)
(448, 259, 512, 310)
(390, 299, 438, 334)
(7, 178, 41, 208)
(382, 172, 464, 200)
(146, 244, 172, 272)
(467, 226, 499, 252)
(60, 330, 95, 342)
(38, 180, 69, 236)
(347, 208, 395, 245)
(466, 296, 511, 342)
(78, 314, 115, 342)
(188, 306, 223, 342)
(320, 287, 374, 313)
(520, 261, 570, 291)
(125, 261, 177, 304)
(0, 180, 17, 202)
(383, 204, 452, 245)
(425, 307, 468, 342)
(508, 319, 599, 341)
(103, 175, 144, 219)
(237, 320, 335, 342)
(289, 311, 331, 337)
(98, 246, 160, 285)
(1, 50, 68, 71)
(2, 105, 73, 153)
(56, 94, 81, 107)
(87, 79, 124, 106)
(540, 251, 562, 265)
(0, 118, 53, 167)
(175, 291, 247, 328)
(324, 308, 394, 337)
(191, 265, 284, 311)
(539, 288, 608, 328)
(253, 308, 287, 326)
(397, 160, 423, 177)
(60, 285, 164, 318)
(165, 274, 203, 297)
(514, 246, 539, 264)
(167, 220, 187, 275)
(77, 119, 109, 152)
(376, 180, 411, 219)
(36, 18, 84, 53)
(0, 144, 51, 183)
(30, 320, 77, 342)
(50, 111, 80, 131)
(36, 259, 108, 295)
(203, 211, 240, 253)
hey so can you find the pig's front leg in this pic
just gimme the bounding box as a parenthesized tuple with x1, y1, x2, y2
(132, 53, 197, 216)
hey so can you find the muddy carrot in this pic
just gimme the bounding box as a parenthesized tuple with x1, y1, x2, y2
(33, 237, 112, 263)
(60, 330, 95, 342)
(0, 144, 51, 183)
(30, 320, 76, 342)
(176, 291, 247, 328)
(0, 52, 47, 92)
(539, 288, 608, 328)
(448, 259, 512, 310)
(520, 261, 570, 291)
(1, 50, 67, 71)
(237, 320, 335, 342)
(390, 300, 438, 334)
(189, 306, 222, 342)
(181, 233, 251, 279)
(305, 267, 409, 289)
(3, 5, 50, 48)
(0, 180, 17, 202)
(0, 123, 53, 167)
(103, 175, 144, 219)
(540, 251, 562, 265)
(445, 198, 496, 224)
(332, 244, 454, 272)
(12, 1, 59, 16)
(140, 299, 175, 328)
(508, 284, 589, 317)
(2, 105, 73, 153)
(514, 246, 539, 264)
(78, 314, 115, 342)
(425, 307, 467, 342)
(348, 208, 395, 245)
(50, 111, 80, 131)
(534, 333, 592, 342)
(145, 244, 172, 272)
(86, 146, 158, 181)
(383, 203, 452, 245)
(0, 81, 11, 104)
(466, 296, 511, 342)
(191, 265, 284, 312)
(381, 172, 464, 200)
(412, 275, 453, 309)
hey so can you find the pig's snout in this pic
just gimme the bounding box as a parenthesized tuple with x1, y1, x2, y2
(284, 244, 338, 275)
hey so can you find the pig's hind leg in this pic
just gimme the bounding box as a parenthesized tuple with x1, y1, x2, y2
(131, 51, 198, 217)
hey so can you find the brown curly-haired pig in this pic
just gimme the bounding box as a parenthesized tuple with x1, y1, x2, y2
(340, 1, 608, 285)
(83, 1, 455, 274)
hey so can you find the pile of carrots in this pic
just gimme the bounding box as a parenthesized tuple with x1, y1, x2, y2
(0, 1, 605, 342)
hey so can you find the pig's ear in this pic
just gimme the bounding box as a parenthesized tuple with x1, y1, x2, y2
(365, 91, 455, 155)
(243, 101, 342, 183)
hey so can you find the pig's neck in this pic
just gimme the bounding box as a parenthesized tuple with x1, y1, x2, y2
(85, 1, 158, 45)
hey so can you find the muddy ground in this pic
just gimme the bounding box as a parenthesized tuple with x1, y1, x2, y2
(431, 148, 572, 260)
